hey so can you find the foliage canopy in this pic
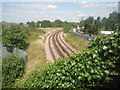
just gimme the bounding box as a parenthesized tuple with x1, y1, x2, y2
(2, 25, 29, 49)
(2, 54, 25, 88)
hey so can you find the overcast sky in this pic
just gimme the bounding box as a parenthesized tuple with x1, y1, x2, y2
(2, 0, 119, 23)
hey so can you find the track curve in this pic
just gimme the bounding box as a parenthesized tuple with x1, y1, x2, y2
(45, 31, 77, 62)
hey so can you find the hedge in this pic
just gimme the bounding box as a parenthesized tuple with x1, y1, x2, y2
(2, 54, 25, 88)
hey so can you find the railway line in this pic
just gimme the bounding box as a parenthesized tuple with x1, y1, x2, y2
(45, 31, 77, 62)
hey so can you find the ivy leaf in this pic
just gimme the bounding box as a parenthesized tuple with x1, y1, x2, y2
(103, 46, 108, 50)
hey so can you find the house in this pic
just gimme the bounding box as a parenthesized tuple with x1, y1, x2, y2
(77, 25, 80, 29)
(73, 28, 76, 32)
(23, 24, 29, 27)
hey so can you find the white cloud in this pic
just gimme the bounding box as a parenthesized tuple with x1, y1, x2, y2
(78, 14, 87, 17)
(2, 0, 120, 2)
(47, 5, 57, 9)
(6, 3, 57, 10)
(2, 0, 65, 2)
(79, 9, 112, 19)
(3, 8, 113, 23)
(3, 2, 118, 23)
(79, 2, 118, 8)
(3, 8, 87, 22)
(92, 9, 112, 18)
(4, 9, 44, 16)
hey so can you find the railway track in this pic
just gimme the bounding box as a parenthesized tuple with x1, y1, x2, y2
(45, 31, 77, 62)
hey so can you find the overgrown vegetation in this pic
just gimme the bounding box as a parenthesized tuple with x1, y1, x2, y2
(64, 33, 88, 52)
(27, 27, 45, 34)
(2, 25, 29, 50)
(82, 11, 119, 34)
(25, 28, 46, 73)
(27, 28, 45, 42)
(2, 54, 25, 88)
(15, 30, 120, 88)
(63, 25, 73, 33)
(25, 37, 46, 73)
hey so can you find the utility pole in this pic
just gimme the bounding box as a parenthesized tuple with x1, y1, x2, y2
(79, 16, 84, 32)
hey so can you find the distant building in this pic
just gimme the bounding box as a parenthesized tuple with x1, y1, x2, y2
(77, 25, 84, 32)
(73, 28, 76, 32)
(77, 26, 80, 29)
(24, 24, 28, 27)
(101, 31, 114, 34)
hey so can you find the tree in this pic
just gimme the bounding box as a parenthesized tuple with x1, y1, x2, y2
(2, 25, 29, 49)
(101, 17, 107, 30)
(90, 24, 98, 33)
(36, 21, 41, 28)
(20, 22, 24, 25)
(83, 16, 94, 33)
(97, 16, 101, 21)
(26, 21, 35, 27)
(41, 20, 51, 27)
(30, 21, 36, 27)
(26, 21, 30, 25)
(54, 19, 63, 27)
(101, 11, 118, 31)
(96, 17, 101, 28)
(63, 25, 73, 33)
(64, 21, 68, 24)
(55, 19, 63, 24)
(107, 11, 118, 31)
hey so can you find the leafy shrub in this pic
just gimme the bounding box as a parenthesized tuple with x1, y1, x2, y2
(27, 27, 45, 34)
(16, 30, 120, 88)
(2, 54, 25, 88)
(2, 25, 29, 49)
(63, 25, 73, 33)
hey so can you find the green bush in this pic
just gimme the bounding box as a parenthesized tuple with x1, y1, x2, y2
(63, 25, 73, 33)
(2, 54, 25, 88)
(16, 30, 120, 88)
(2, 25, 29, 49)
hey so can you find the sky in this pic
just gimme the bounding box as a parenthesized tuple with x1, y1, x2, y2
(1, 0, 119, 23)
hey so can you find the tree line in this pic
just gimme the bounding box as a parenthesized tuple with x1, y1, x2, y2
(21, 11, 119, 34)
(19, 19, 78, 28)
(20, 19, 79, 33)
(81, 11, 119, 34)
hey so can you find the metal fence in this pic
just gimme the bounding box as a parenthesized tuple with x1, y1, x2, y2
(69, 31, 94, 41)
(0, 43, 27, 64)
